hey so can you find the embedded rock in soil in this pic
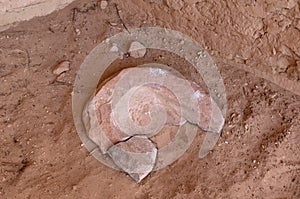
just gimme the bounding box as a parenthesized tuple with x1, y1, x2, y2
(51, 61, 70, 75)
(83, 66, 225, 182)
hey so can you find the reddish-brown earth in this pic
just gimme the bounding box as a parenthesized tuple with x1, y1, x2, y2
(0, 0, 299, 198)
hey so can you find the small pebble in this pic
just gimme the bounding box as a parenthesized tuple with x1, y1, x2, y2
(52, 61, 70, 75)
(100, 0, 108, 9)
(75, 28, 80, 36)
(109, 22, 118, 26)
(110, 45, 119, 52)
(128, 41, 147, 58)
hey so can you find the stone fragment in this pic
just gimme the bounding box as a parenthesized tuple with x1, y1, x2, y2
(110, 45, 119, 52)
(109, 22, 118, 26)
(75, 28, 80, 36)
(52, 61, 70, 75)
(128, 41, 147, 58)
(107, 136, 157, 183)
(100, 0, 108, 9)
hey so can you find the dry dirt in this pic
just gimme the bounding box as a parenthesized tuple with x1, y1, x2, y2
(0, 0, 299, 198)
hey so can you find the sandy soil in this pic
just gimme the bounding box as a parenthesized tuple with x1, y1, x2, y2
(0, 0, 299, 198)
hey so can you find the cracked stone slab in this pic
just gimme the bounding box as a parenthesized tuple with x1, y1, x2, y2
(82, 65, 225, 182)
(107, 136, 157, 183)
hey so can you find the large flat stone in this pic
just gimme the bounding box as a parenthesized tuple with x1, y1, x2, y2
(83, 66, 225, 182)
(0, 0, 75, 31)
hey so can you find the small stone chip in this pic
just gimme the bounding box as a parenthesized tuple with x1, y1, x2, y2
(100, 0, 108, 9)
(110, 44, 119, 52)
(107, 136, 157, 183)
(128, 41, 147, 58)
(52, 61, 70, 75)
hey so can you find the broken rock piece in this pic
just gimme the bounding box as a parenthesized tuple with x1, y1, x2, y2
(107, 136, 157, 183)
(128, 41, 147, 58)
(52, 61, 70, 75)
(100, 0, 108, 9)
(110, 45, 119, 52)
